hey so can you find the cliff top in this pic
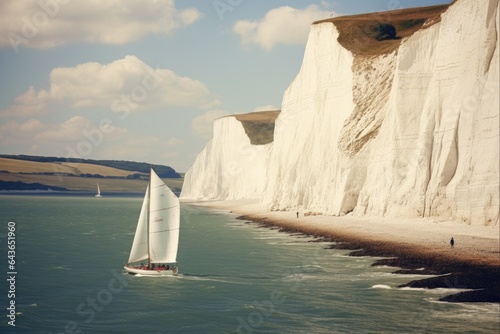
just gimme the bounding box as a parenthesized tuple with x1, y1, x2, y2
(314, 4, 450, 56)
(228, 110, 280, 145)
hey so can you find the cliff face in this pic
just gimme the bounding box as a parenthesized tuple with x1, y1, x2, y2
(181, 0, 499, 226)
(349, 0, 499, 225)
(180, 111, 279, 200)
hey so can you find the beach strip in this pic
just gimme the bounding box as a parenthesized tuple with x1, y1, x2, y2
(185, 199, 500, 302)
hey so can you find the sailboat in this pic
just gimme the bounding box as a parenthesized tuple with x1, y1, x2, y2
(124, 168, 180, 276)
(95, 183, 102, 197)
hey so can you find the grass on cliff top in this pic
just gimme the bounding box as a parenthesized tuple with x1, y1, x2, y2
(314, 4, 450, 56)
(233, 110, 280, 123)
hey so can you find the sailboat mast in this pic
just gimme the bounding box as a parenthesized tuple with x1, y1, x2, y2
(147, 167, 151, 268)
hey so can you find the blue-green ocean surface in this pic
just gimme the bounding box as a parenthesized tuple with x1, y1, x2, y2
(0, 195, 498, 333)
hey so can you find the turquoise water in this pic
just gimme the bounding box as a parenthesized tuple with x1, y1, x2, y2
(0, 195, 498, 333)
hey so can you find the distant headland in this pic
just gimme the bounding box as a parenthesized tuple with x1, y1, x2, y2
(0, 154, 183, 193)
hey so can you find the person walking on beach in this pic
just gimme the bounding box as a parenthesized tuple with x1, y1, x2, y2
(450, 237, 454, 248)
(296, 212, 299, 218)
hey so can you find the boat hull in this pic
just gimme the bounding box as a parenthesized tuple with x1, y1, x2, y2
(124, 265, 178, 276)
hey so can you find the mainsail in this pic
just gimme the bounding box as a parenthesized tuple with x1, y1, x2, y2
(149, 169, 180, 263)
(127, 169, 180, 265)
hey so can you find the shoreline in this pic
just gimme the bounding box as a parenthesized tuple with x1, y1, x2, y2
(185, 199, 500, 303)
(0, 190, 146, 197)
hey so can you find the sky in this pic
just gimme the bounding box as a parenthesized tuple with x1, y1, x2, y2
(0, 0, 450, 172)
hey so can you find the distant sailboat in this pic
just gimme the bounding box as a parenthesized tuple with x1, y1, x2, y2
(95, 183, 102, 197)
(124, 168, 180, 276)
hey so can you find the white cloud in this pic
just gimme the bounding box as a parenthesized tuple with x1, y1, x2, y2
(0, 0, 202, 50)
(35, 116, 126, 143)
(0, 115, 184, 164)
(0, 55, 220, 117)
(0, 119, 43, 145)
(191, 109, 229, 139)
(233, 4, 335, 51)
(2, 86, 50, 116)
(0, 116, 126, 147)
(33, 116, 94, 142)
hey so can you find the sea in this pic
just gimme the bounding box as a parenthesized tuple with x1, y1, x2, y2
(0, 195, 498, 334)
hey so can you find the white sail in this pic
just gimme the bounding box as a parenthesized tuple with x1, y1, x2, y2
(148, 169, 180, 264)
(95, 183, 102, 197)
(128, 185, 150, 263)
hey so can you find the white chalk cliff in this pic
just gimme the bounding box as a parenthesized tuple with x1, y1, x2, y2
(181, 0, 499, 226)
(181, 111, 278, 200)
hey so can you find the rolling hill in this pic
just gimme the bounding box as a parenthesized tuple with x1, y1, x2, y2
(0, 155, 183, 193)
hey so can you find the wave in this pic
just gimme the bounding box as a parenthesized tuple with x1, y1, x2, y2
(51, 266, 72, 270)
(173, 273, 257, 285)
(372, 284, 392, 289)
(282, 273, 319, 282)
(399, 287, 471, 294)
